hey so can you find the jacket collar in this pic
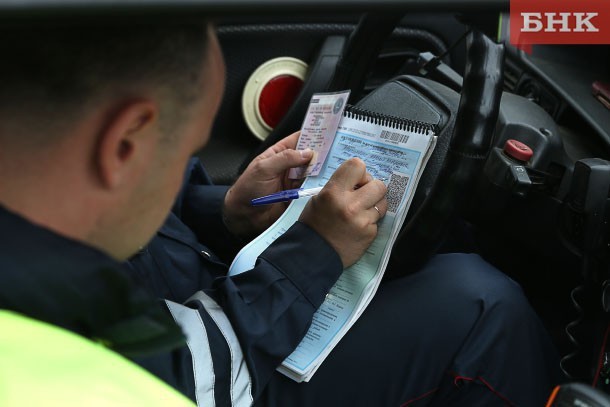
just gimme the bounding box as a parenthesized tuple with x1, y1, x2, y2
(0, 205, 184, 357)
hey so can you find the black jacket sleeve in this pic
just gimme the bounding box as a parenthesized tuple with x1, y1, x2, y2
(128, 158, 343, 403)
(206, 221, 342, 398)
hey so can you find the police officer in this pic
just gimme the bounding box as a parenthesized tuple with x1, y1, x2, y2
(0, 19, 562, 406)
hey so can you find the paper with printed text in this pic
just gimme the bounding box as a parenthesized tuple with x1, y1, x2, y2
(229, 102, 436, 382)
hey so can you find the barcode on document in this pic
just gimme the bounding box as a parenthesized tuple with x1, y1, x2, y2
(380, 130, 409, 144)
(386, 172, 410, 213)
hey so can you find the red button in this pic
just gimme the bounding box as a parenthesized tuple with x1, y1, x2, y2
(504, 139, 533, 162)
(258, 75, 304, 128)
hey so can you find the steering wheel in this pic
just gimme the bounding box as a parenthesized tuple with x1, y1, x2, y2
(387, 28, 505, 277)
(241, 13, 505, 277)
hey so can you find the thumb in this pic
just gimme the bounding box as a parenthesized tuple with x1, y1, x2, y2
(260, 148, 313, 175)
(329, 158, 367, 190)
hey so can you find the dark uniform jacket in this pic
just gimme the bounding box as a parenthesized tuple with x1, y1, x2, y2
(0, 159, 342, 406)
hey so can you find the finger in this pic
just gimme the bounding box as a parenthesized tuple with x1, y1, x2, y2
(354, 172, 374, 189)
(353, 179, 388, 209)
(368, 198, 388, 223)
(328, 158, 367, 190)
(275, 131, 301, 150)
(369, 206, 381, 223)
(258, 147, 313, 175)
(374, 197, 388, 218)
(258, 132, 301, 159)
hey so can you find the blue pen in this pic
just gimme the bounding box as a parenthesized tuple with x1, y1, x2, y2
(251, 186, 324, 206)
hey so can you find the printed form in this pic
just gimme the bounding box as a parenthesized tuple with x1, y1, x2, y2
(229, 110, 436, 382)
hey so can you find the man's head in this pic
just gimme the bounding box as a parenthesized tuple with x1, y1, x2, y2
(0, 21, 225, 260)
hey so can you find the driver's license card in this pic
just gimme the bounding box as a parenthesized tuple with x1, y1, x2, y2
(289, 90, 350, 179)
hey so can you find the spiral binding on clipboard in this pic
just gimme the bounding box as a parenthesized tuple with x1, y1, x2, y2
(343, 105, 437, 135)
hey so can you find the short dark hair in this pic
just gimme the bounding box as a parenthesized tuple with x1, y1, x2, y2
(0, 21, 209, 144)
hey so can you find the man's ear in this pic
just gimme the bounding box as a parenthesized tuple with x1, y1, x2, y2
(95, 100, 159, 189)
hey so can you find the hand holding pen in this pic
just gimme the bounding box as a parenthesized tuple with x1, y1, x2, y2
(223, 132, 387, 267)
(251, 186, 324, 206)
(223, 132, 314, 238)
(297, 158, 388, 268)
(250, 179, 386, 206)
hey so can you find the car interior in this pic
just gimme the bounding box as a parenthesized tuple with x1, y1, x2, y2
(3, 0, 610, 404)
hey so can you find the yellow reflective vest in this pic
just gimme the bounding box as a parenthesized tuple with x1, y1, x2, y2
(0, 310, 194, 406)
